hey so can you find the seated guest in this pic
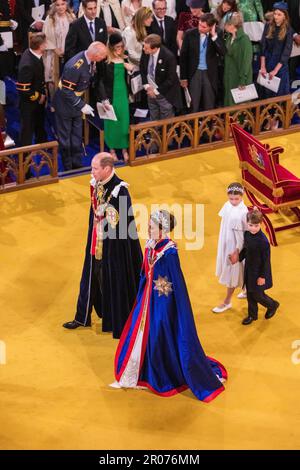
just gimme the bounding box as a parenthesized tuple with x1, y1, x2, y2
(148, 0, 178, 58)
(140, 33, 182, 120)
(212, 0, 239, 30)
(122, 6, 153, 67)
(64, 0, 107, 61)
(16, 32, 47, 146)
(180, 12, 226, 112)
(43, 0, 76, 102)
(259, 1, 293, 98)
(223, 12, 253, 106)
(98, 33, 133, 162)
(78, 0, 125, 33)
(16, 0, 51, 49)
(177, 0, 206, 50)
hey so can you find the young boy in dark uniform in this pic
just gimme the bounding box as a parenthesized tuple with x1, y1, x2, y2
(230, 209, 280, 325)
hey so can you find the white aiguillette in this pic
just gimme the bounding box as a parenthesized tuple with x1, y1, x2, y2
(231, 84, 258, 104)
(257, 73, 281, 93)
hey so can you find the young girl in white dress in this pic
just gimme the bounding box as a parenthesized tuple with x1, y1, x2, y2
(212, 182, 248, 313)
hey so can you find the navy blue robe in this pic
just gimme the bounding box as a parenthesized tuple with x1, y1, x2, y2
(115, 239, 227, 402)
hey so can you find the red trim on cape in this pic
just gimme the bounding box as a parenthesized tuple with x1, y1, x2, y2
(137, 381, 189, 397)
(207, 356, 228, 380)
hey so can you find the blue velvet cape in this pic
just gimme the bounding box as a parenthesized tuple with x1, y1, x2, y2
(115, 239, 227, 402)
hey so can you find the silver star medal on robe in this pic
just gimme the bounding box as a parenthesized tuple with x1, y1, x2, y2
(153, 275, 173, 297)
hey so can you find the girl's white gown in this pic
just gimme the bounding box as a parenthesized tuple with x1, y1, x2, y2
(216, 200, 248, 288)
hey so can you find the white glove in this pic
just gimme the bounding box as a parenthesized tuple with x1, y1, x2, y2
(81, 104, 95, 117)
(10, 20, 18, 31)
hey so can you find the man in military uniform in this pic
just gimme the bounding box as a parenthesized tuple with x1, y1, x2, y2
(16, 32, 47, 146)
(52, 41, 107, 170)
(63, 153, 143, 339)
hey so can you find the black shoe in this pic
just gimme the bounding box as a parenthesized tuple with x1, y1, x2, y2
(62, 320, 91, 329)
(242, 316, 257, 325)
(265, 301, 280, 319)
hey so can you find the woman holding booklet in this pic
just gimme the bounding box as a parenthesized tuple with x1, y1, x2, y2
(223, 12, 253, 106)
(259, 2, 293, 98)
(98, 33, 134, 162)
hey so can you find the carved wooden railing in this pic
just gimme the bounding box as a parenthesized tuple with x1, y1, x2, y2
(0, 141, 59, 193)
(129, 95, 300, 166)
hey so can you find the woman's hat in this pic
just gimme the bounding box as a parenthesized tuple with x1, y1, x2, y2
(108, 33, 123, 47)
(272, 2, 289, 11)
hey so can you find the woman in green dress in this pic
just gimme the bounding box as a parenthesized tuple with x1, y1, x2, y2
(238, 0, 265, 22)
(98, 33, 134, 162)
(223, 12, 253, 106)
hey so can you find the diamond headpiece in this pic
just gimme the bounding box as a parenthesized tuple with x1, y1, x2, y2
(150, 210, 170, 232)
(227, 186, 244, 194)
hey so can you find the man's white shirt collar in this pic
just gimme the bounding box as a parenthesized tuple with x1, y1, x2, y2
(29, 48, 43, 59)
(84, 15, 95, 28)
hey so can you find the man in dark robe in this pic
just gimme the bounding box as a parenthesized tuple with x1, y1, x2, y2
(63, 153, 143, 339)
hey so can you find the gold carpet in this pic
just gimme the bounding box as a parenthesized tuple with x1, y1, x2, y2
(1, 135, 300, 450)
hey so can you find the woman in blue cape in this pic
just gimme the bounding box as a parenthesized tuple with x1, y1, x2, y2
(111, 210, 227, 402)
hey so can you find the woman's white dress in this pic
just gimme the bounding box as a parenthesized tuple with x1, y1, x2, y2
(216, 200, 248, 288)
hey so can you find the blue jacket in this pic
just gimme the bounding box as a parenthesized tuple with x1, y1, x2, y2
(53, 51, 92, 117)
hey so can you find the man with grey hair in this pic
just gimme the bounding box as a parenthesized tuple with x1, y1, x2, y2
(63, 152, 143, 339)
(53, 42, 107, 170)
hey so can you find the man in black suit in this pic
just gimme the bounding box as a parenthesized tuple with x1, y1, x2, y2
(179, 12, 226, 112)
(16, 32, 47, 146)
(140, 34, 182, 121)
(147, 0, 178, 59)
(64, 0, 107, 62)
(16, 0, 51, 49)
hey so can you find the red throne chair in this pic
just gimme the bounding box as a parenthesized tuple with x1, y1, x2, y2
(231, 123, 300, 246)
